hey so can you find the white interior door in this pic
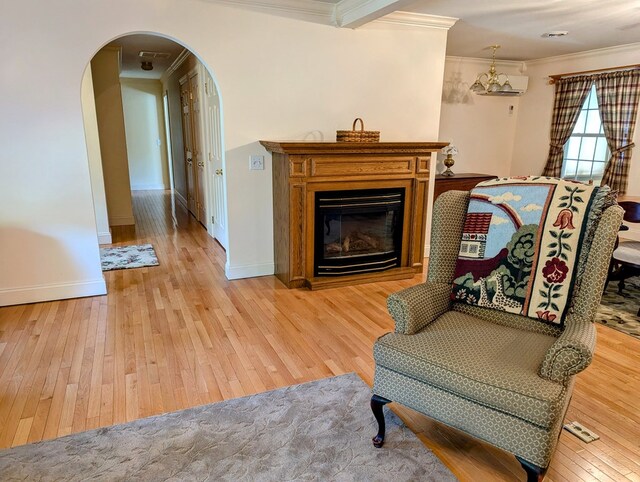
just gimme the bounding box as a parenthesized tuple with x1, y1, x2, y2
(204, 72, 227, 249)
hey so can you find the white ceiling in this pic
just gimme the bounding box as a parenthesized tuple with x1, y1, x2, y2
(109, 34, 185, 79)
(106, 1, 640, 71)
(403, 0, 640, 60)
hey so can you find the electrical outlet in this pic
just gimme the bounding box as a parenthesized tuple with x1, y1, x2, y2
(250, 155, 264, 170)
(563, 421, 599, 443)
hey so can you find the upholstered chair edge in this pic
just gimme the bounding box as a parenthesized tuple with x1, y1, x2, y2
(387, 282, 452, 334)
(539, 204, 623, 383)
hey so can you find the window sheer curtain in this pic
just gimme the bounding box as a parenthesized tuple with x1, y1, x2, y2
(542, 76, 593, 178)
(596, 70, 640, 194)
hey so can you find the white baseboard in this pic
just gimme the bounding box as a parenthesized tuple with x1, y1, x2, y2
(98, 231, 112, 245)
(0, 278, 107, 307)
(225, 262, 274, 280)
(175, 191, 188, 209)
(131, 184, 169, 191)
(109, 215, 135, 226)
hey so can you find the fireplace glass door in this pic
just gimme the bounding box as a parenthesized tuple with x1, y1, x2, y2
(314, 188, 404, 276)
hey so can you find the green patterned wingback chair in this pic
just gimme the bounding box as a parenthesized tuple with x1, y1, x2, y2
(371, 190, 623, 482)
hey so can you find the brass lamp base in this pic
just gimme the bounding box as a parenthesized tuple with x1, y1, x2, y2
(442, 154, 455, 177)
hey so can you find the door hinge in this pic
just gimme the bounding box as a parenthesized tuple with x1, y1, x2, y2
(204, 82, 209, 96)
(189, 92, 193, 100)
(211, 215, 215, 224)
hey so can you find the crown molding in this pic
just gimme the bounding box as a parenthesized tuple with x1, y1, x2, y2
(377, 11, 458, 29)
(207, 0, 457, 30)
(208, 0, 334, 22)
(335, 0, 415, 28)
(164, 48, 191, 80)
(525, 42, 640, 66)
(446, 55, 525, 71)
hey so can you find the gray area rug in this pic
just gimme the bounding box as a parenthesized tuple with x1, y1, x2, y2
(596, 278, 640, 339)
(0, 373, 455, 481)
(100, 243, 159, 271)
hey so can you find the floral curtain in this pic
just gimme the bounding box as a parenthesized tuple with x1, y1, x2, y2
(542, 76, 593, 177)
(595, 70, 640, 194)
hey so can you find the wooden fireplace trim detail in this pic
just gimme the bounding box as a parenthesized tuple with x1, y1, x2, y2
(261, 141, 448, 290)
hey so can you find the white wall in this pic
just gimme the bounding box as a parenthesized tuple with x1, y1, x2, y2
(511, 43, 640, 194)
(121, 78, 171, 191)
(0, 0, 449, 305)
(439, 57, 524, 177)
(91, 47, 135, 226)
(81, 66, 112, 245)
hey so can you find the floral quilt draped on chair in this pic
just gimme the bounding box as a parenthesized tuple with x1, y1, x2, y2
(451, 176, 609, 325)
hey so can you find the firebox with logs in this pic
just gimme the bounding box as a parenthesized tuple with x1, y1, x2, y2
(314, 188, 404, 276)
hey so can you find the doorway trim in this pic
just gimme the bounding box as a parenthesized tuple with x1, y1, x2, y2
(81, 30, 230, 280)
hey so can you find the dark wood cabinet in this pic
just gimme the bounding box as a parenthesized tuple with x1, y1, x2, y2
(434, 173, 498, 200)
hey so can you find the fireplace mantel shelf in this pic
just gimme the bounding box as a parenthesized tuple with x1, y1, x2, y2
(260, 141, 448, 155)
(261, 140, 446, 289)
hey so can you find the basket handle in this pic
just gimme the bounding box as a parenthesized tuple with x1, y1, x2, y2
(352, 118, 364, 132)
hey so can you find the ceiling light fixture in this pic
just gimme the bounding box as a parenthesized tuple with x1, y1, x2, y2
(469, 45, 513, 96)
(141, 61, 153, 71)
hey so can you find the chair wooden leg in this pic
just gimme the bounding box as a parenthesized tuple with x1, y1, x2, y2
(370, 394, 391, 448)
(618, 277, 626, 295)
(604, 258, 616, 292)
(516, 457, 547, 482)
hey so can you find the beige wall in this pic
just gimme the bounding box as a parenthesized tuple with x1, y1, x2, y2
(440, 43, 640, 195)
(121, 78, 171, 191)
(439, 57, 524, 178)
(81, 65, 111, 244)
(0, 0, 449, 305)
(511, 43, 640, 194)
(91, 47, 134, 226)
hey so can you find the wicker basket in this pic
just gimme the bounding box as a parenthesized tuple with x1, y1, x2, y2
(336, 118, 380, 142)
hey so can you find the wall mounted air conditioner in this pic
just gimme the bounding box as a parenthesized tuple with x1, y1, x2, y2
(477, 75, 529, 96)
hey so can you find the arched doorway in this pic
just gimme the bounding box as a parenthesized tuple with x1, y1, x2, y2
(81, 32, 228, 283)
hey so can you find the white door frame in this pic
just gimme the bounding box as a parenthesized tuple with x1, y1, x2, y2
(200, 64, 228, 249)
(162, 90, 175, 193)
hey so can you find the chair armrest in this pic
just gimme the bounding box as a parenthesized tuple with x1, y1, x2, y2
(539, 315, 596, 383)
(387, 281, 452, 335)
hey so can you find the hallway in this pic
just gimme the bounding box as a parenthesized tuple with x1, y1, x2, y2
(0, 190, 638, 481)
(111, 190, 214, 250)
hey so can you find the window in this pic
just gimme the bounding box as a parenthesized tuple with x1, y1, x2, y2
(562, 84, 609, 184)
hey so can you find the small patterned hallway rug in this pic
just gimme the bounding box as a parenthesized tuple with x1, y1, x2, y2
(100, 243, 159, 271)
(596, 277, 640, 339)
(0, 373, 455, 481)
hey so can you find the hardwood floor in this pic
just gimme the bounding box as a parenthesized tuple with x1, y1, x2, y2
(1, 189, 638, 481)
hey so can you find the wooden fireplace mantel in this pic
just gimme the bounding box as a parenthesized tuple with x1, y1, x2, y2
(261, 140, 448, 289)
